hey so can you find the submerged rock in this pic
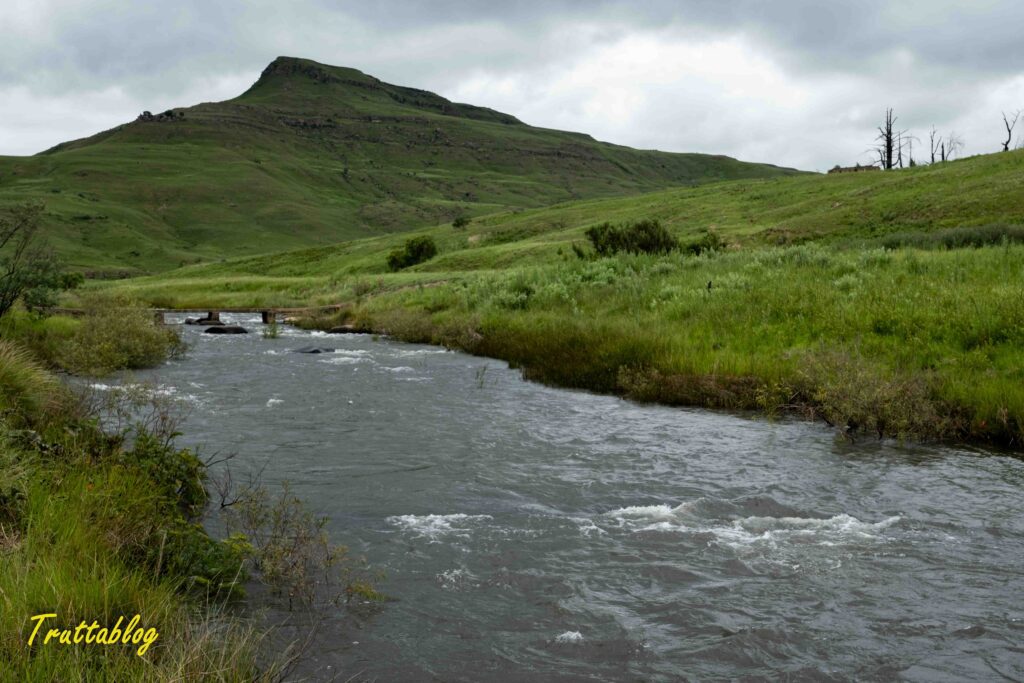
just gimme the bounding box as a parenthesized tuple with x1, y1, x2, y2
(188, 318, 224, 326)
(204, 325, 247, 334)
(292, 346, 335, 354)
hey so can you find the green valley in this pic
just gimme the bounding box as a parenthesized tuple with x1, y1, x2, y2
(0, 57, 796, 275)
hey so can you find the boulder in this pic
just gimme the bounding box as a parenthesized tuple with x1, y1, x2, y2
(187, 317, 224, 326)
(204, 325, 247, 334)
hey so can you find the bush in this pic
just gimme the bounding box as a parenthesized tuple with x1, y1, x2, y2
(584, 219, 678, 256)
(387, 236, 438, 271)
(60, 293, 186, 376)
(452, 215, 471, 229)
(685, 229, 727, 256)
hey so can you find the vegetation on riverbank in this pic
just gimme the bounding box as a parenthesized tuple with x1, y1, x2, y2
(0, 340, 269, 679)
(103, 149, 1024, 448)
(0, 301, 381, 678)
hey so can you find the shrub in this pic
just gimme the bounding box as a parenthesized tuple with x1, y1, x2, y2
(452, 215, 471, 229)
(685, 229, 727, 256)
(60, 293, 186, 376)
(386, 236, 438, 271)
(584, 219, 679, 256)
(0, 203, 68, 318)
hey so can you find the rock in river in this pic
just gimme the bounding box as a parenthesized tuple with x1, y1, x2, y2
(291, 346, 336, 354)
(204, 325, 248, 334)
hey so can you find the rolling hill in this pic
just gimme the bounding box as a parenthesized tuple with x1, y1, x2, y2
(0, 56, 798, 275)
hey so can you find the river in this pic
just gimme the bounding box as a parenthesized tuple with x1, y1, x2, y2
(113, 314, 1024, 681)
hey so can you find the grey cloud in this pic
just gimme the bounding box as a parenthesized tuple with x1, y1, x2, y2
(0, 1, 1021, 167)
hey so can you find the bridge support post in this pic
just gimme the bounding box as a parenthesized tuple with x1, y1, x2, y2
(206, 311, 221, 322)
(261, 310, 277, 324)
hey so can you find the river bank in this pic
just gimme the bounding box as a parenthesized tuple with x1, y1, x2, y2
(0, 303, 378, 679)
(274, 242, 1022, 451)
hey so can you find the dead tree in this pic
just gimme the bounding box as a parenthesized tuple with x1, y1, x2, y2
(876, 108, 897, 169)
(929, 127, 941, 164)
(1002, 110, 1020, 152)
(946, 131, 964, 160)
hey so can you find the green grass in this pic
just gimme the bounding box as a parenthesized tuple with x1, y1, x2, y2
(101, 149, 1024, 447)
(0, 337, 281, 680)
(0, 56, 796, 275)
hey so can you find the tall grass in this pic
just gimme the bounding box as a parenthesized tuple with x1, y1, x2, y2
(0, 445, 277, 680)
(336, 243, 1024, 446)
(0, 341, 60, 421)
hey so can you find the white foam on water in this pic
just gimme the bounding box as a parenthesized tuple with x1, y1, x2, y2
(392, 348, 448, 357)
(266, 398, 284, 407)
(387, 513, 493, 540)
(87, 382, 203, 405)
(320, 356, 368, 365)
(554, 631, 584, 644)
(606, 504, 682, 521)
(570, 517, 606, 537)
(382, 366, 416, 373)
(437, 568, 477, 590)
(604, 502, 899, 549)
(710, 514, 901, 549)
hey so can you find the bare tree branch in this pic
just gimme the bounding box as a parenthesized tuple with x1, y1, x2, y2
(1002, 110, 1021, 152)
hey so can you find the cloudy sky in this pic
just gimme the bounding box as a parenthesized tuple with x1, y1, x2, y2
(2, 0, 1023, 170)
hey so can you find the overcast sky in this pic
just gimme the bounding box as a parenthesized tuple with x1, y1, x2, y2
(2, 0, 1023, 170)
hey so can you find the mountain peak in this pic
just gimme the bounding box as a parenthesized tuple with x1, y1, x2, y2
(242, 56, 522, 125)
(255, 56, 377, 87)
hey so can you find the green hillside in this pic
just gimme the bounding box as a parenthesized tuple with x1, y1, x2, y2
(122, 146, 1024, 289)
(110, 150, 1024, 447)
(0, 56, 797, 275)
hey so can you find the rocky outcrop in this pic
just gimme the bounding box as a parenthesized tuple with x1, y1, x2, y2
(137, 109, 185, 123)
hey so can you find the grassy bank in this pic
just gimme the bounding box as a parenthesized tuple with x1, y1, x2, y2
(314, 242, 1022, 447)
(0, 339, 273, 679)
(0, 302, 380, 678)
(100, 150, 1024, 448)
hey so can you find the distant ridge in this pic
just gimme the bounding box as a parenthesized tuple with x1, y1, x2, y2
(0, 56, 801, 274)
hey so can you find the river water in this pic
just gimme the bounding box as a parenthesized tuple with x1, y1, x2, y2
(116, 314, 1023, 681)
